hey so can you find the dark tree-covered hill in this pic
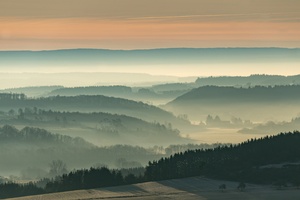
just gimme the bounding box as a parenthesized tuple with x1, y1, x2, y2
(2, 131, 300, 199)
(145, 131, 300, 184)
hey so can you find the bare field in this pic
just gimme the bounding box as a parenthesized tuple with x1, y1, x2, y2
(8, 177, 300, 200)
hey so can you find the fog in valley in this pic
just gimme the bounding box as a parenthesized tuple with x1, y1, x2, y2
(1, 48, 300, 199)
(2, 72, 300, 179)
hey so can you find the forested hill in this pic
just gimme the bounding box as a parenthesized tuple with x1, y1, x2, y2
(145, 131, 300, 184)
(0, 94, 186, 125)
(165, 85, 300, 121)
(168, 85, 300, 105)
(3, 131, 300, 199)
(45, 85, 189, 105)
(0, 125, 163, 179)
(0, 109, 188, 146)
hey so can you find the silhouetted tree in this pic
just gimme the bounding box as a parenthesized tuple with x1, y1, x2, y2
(49, 160, 68, 178)
(237, 182, 246, 191)
(219, 184, 226, 192)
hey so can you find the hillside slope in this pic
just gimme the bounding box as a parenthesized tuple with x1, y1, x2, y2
(7, 177, 300, 200)
(164, 85, 300, 121)
(0, 110, 189, 146)
(145, 131, 300, 184)
(0, 125, 162, 177)
(0, 94, 188, 125)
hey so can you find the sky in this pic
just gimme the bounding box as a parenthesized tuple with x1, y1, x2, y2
(1, 0, 300, 50)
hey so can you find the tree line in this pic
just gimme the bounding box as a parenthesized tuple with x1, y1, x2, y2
(145, 131, 300, 183)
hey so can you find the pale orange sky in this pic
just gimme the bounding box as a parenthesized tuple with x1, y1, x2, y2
(0, 0, 300, 50)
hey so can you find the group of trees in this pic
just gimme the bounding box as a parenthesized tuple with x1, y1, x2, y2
(163, 143, 228, 156)
(0, 93, 26, 101)
(0, 166, 143, 199)
(0, 182, 44, 199)
(239, 116, 300, 135)
(205, 115, 252, 128)
(45, 167, 142, 193)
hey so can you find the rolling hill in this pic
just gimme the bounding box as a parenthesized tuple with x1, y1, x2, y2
(0, 86, 63, 97)
(164, 85, 300, 121)
(3, 131, 300, 199)
(0, 125, 163, 178)
(7, 177, 300, 200)
(0, 109, 190, 146)
(44, 85, 189, 105)
(0, 94, 189, 126)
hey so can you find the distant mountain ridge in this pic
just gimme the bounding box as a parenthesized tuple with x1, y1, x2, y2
(1, 48, 299, 88)
(1, 48, 299, 67)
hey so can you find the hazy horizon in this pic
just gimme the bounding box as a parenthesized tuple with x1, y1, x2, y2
(0, 48, 299, 81)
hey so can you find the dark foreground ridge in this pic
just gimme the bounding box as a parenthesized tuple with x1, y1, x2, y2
(1, 131, 300, 199)
(6, 177, 300, 200)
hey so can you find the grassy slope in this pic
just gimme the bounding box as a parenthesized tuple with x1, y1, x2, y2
(7, 177, 300, 200)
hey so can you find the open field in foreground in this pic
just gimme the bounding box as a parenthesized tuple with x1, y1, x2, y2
(8, 177, 300, 200)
